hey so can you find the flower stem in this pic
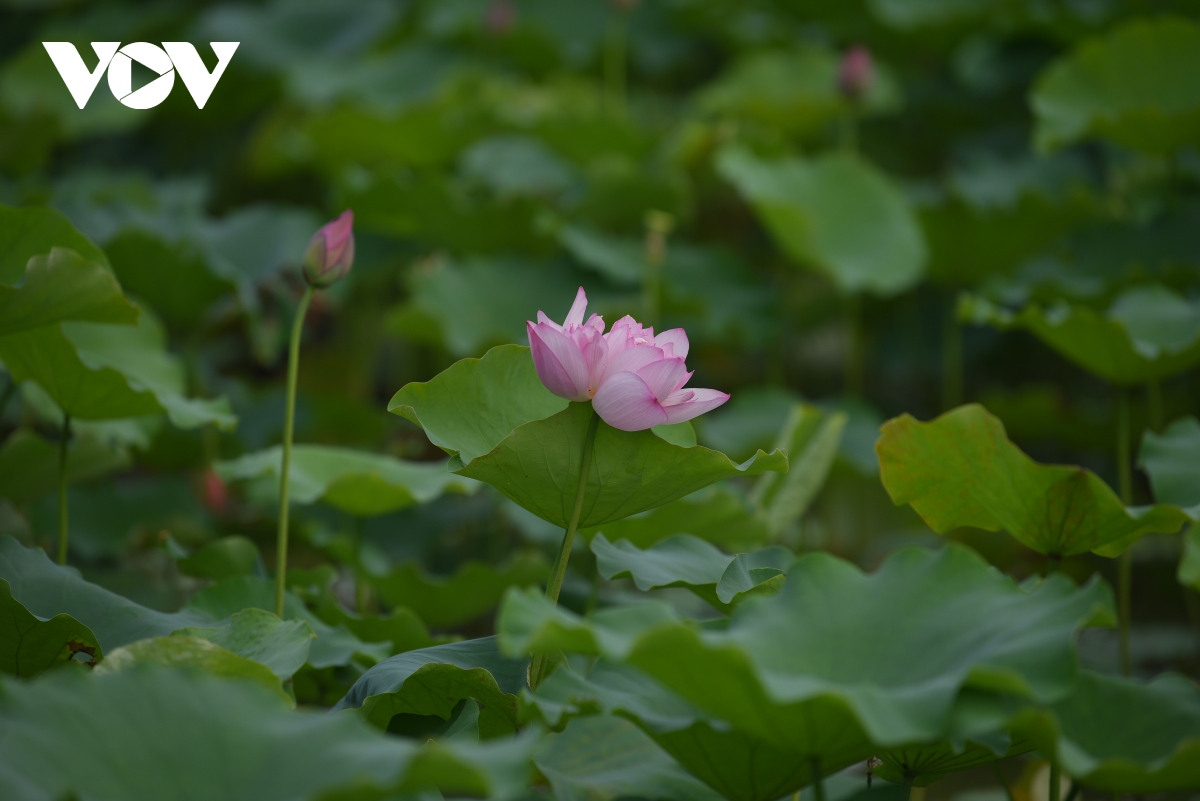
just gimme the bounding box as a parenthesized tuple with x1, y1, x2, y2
(810, 759, 826, 801)
(1049, 762, 1061, 801)
(528, 406, 601, 690)
(56, 413, 71, 565)
(275, 285, 314, 618)
(1115, 386, 1133, 676)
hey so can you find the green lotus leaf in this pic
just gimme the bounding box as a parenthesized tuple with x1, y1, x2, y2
(877, 404, 1189, 557)
(1139, 416, 1200, 518)
(0, 428, 131, 505)
(500, 546, 1111, 767)
(1031, 17, 1200, 154)
(370, 552, 549, 629)
(582, 486, 770, 551)
(96, 636, 290, 703)
(0, 204, 110, 284)
(391, 345, 786, 529)
(1042, 670, 1200, 793)
(716, 147, 925, 297)
(591, 533, 792, 612)
(0, 309, 236, 428)
(216, 444, 477, 517)
(0, 248, 138, 336)
(959, 288, 1200, 385)
(186, 576, 389, 668)
(749, 403, 847, 536)
(335, 637, 527, 737)
(175, 608, 315, 681)
(176, 536, 262, 581)
(0, 536, 211, 650)
(0, 578, 101, 677)
(458, 401, 787, 530)
(535, 715, 725, 801)
(0, 666, 535, 801)
(389, 344, 567, 466)
(524, 659, 861, 801)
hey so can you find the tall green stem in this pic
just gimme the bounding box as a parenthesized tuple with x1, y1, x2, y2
(529, 407, 601, 690)
(845, 294, 865, 398)
(1116, 387, 1133, 676)
(56, 413, 71, 565)
(1146, 379, 1163, 433)
(810, 760, 826, 801)
(275, 286, 314, 618)
(1049, 763, 1061, 801)
(942, 308, 963, 410)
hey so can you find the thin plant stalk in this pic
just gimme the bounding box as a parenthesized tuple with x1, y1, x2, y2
(1146, 379, 1164, 433)
(994, 763, 1017, 801)
(1115, 387, 1133, 676)
(942, 308, 963, 410)
(275, 285, 314, 618)
(845, 293, 865, 398)
(529, 406, 601, 690)
(1049, 762, 1061, 801)
(56, 413, 71, 565)
(1064, 781, 1080, 801)
(810, 760, 826, 801)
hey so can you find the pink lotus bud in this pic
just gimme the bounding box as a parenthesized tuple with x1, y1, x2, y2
(202, 468, 228, 514)
(527, 288, 730, 432)
(837, 46, 874, 101)
(485, 1, 517, 34)
(303, 210, 355, 289)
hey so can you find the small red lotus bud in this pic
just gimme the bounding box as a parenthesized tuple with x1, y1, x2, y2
(303, 210, 355, 289)
(485, 1, 516, 35)
(202, 469, 228, 514)
(838, 46, 874, 101)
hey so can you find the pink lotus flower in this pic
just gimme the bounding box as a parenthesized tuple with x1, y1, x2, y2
(303, 210, 355, 289)
(527, 287, 729, 432)
(837, 45, 874, 100)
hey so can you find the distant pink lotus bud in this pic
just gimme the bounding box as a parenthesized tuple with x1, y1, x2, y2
(838, 46, 873, 100)
(303, 210, 355, 289)
(485, 1, 517, 35)
(527, 287, 729, 432)
(202, 468, 228, 514)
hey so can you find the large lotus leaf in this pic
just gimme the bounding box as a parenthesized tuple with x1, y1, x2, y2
(558, 225, 645, 285)
(335, 637, 527, 737)
(186, 577, 389, 668)
(0, 248, 138, 336)
(750, 404, 847, 536)
(0, 205, 110, 284)
(177, 536, 262, 581)
(174, 609, 315, 681)
(0, 536, 211, 650)
(389, 344, 567, 465)
(716, 147, 925, 297)
(1139, 416, 1200, 518)
(0, 310, 235, 428)
(1031, 17, 1200, 154)
(0, 666, 534, 801)
(500, 546, 1111, 756)
(459, 402, 787, 530)
(0, 428, 131, 505)
(535, 715, 725, 801)
(877, 405, 1189, 557)
(95, 636, 290, 702)
(1041, 670, 1200, 792)
(216, 445, 476, 517)
(524, 659, 860, 801)
(392, 345, 786, 529)
(959, 289, 1200, 385)
(591, 534, 791, 613)
(0, 579, 101, 677)
(582, 487, 771, 551)
(698, 48, 900, 137)
(312, 598, 440, 656)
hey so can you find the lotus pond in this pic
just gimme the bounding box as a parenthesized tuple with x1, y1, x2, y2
(1, 2, 1199, 801)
